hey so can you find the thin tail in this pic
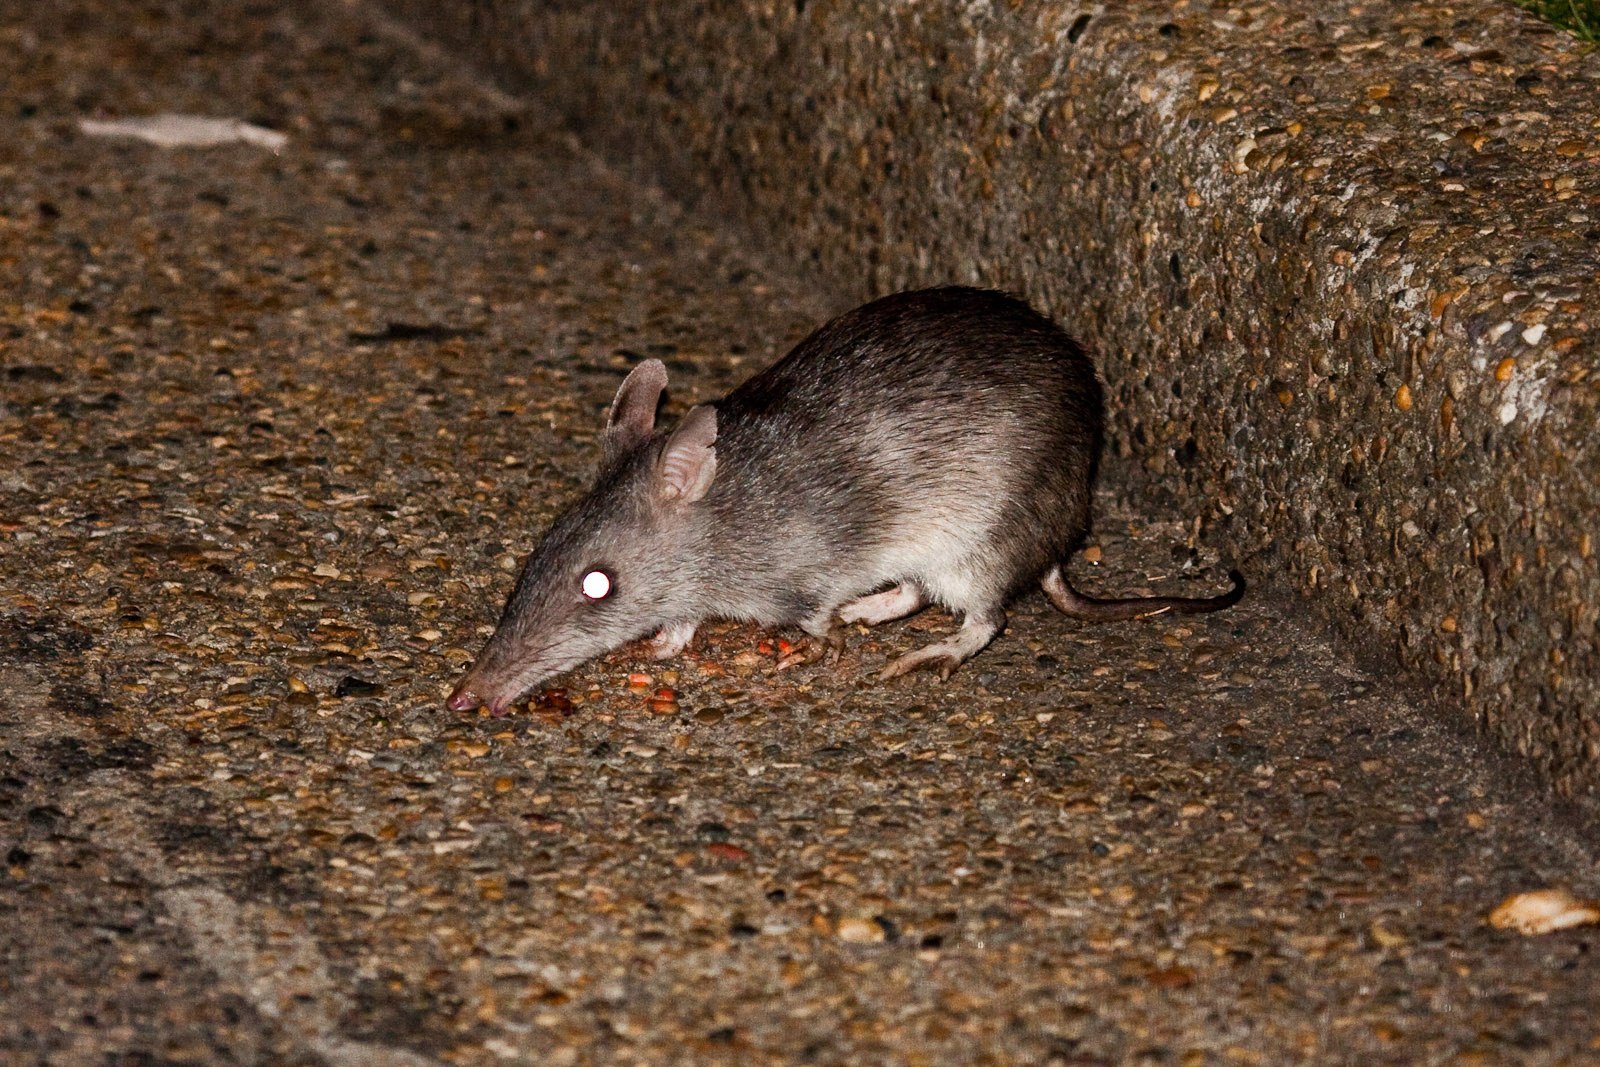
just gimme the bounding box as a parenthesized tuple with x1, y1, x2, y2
(1042, 566, 1245, 622)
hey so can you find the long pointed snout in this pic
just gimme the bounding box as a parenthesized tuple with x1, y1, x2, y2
(445, 677, 484, 713)
(446, 668, 515, 716)
(445, 622, 600, 715)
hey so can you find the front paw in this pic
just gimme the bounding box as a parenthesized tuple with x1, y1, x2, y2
(776, 630, 845, 671)
(645, 621, 697, 659)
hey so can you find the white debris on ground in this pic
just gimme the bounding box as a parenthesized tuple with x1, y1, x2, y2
(1488, 888, 1600, 936)
(78, 114, 288, 151)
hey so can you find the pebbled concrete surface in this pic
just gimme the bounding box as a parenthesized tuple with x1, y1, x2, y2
(380, 0, 1600, 803)
(3, 1, 1600, 1064)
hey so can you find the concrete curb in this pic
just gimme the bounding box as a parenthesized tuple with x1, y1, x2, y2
(377, 1, 1600, 801)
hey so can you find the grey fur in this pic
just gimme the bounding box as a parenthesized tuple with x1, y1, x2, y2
(448, 287, 1243, 713)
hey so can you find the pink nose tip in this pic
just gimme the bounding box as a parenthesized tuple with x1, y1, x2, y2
(446, 681, 481, 713)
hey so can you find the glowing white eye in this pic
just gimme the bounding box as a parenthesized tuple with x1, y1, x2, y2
(581, 570, 612, 600)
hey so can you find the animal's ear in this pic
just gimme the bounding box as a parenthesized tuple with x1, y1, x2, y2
(605, 359, 668, 458)
(657, 404, 717, 504)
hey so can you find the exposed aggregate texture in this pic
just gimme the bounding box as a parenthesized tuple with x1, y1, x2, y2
(382, 0, 1600, 802)
(3, 1, 1600, 1064)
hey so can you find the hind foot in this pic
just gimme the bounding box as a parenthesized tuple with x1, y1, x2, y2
(879, 610, 1004, 682)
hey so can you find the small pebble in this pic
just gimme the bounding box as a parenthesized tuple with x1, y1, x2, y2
(1369, 924, 1406, 949)
(1146, 965, 1195, 989)
(836, 916, 886, 944)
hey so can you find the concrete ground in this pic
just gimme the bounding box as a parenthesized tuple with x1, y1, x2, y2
(2, 2, 1597, 1064)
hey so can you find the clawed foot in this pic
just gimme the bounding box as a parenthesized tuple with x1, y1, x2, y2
(879, 644, 963, 681)
(877, 611, 1004, 683)
(776, 629, 845, 671)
